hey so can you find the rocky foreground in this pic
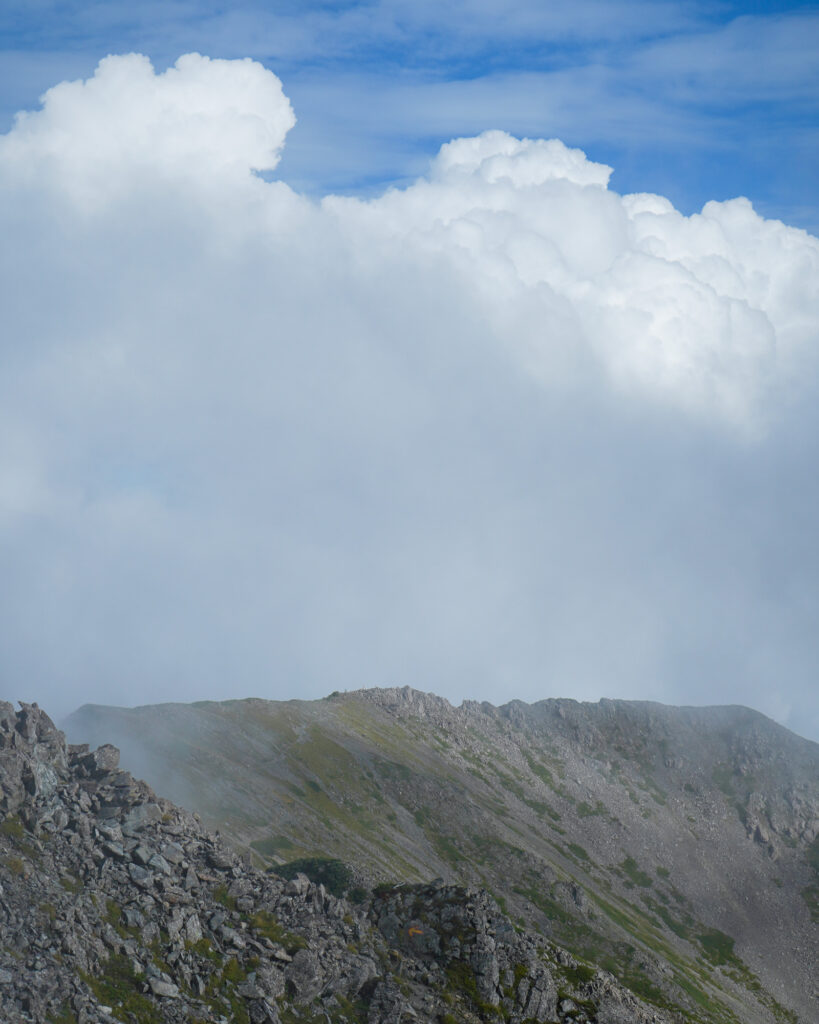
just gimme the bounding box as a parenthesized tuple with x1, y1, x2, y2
(0, 701, 674, 1024)
(67, 689, 818, 1023)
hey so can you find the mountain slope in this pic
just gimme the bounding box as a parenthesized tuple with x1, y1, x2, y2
(0, 700, 675, 1024)
(66, 688, 819, 1024)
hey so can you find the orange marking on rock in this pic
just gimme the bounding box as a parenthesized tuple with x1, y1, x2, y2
(408, 927, 423, 937)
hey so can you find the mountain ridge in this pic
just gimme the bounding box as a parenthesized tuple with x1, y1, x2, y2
(65, 687, 819, 1023)
(0, 699, 681, 1024)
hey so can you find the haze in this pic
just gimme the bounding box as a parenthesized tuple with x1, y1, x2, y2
(1, 4, 818, 742)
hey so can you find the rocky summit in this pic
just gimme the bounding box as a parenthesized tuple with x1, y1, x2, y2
(66, 689, 819, 1024)
(0, 700, 683, 1024)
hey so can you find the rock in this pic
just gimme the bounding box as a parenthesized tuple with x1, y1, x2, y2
(161, 841, 184, 864)
(81, 745, 120, 776)
(285, 949, 322, 1002)
(148, 853, 171, 876)
(127, 863, 153, 888)
(121, 803, 162, 834)
(0, 699, 718, 1024)
(284, 873, 310, 897)
(147, 977, 179, 998)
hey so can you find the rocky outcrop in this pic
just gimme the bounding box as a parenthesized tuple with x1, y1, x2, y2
(64, 689, 819, 1024)
(0, 701, 675, 1024)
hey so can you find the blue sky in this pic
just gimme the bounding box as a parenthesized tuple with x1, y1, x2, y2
(2, 0, 818, 230)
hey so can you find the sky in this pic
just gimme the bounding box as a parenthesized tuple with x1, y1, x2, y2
(1, 2, 819, 742)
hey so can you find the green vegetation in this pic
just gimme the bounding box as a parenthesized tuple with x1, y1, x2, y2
(202, 958, 250, 1024)
(801, 884, 819, 922)
(250, 834, 295, 858)
(523, 753, 555, 788)
(0, 813, 40, 862)
(807, 834, 819, 879)
(39, 901, 57, 923)
(3, 855, 25, 876)
(445, 961, 499, 1017)
(0, 815, 25, 840)
(619, 857, 653, 888)
(82, 953, 161, 1024)
(577, 800, 607, 818)
(556, 961, 596, 987)
(212, 883, 237, 912)
(429, 832, 464, 867)
(269, 856, 355, 897)
(696, 928, 736, 966)
(641, 895, 694, 941)
(249, 910, 308, 954)
(47, 1004, 78, 1024)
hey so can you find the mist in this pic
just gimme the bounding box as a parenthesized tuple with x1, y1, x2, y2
(1, 55, 818, 741)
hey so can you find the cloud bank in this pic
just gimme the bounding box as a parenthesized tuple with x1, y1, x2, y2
(2, 55, 819, 739)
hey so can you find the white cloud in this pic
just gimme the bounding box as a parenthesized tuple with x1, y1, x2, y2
(325, 129, 817, 424)
(1, 54, 819, 740)
(0, 52, 295, 203)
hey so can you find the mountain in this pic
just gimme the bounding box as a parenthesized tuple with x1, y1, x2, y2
(65, 688, 819, 1024)
(0, 699, 681, 1024)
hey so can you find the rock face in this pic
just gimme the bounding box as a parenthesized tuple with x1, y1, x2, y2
(0, 700, 677, 1024)
(65, 689, 819, 1024)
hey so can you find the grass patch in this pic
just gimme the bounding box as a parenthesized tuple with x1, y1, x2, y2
(558, 961, 596, 987)
(3, 856, 24, 876)
(0, 815, 25, 840)
(577, 800, 607, 818)
(249, 911, 307, 955)
(82, 953, 161, 1023)
(250, 834, 295, 858)
(697, 928, 736, 966)
(212, 883, 237, 912)
(620, 857, 653, 888)
(807, 835, 819, 879)
(801, 885, 819, 922)
(523, 753, 555, 788)
(445, 961, 499, 1016)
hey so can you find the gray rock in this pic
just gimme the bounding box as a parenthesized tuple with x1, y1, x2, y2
(161, 841, 184, 864)
(121, 803, 162, 833)
(285, 949, 322, 1002)
(147, 977, 180, 998)
(127, 863, 153, 888)
(148, 853, 171, 876)
(82, 745, 120, 776)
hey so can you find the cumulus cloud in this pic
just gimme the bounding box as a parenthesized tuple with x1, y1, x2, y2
(327, 128, 817, 424)
(0, 53, 295, 201)
(1, 54, 819, 741)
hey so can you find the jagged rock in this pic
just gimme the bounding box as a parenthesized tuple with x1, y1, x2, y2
(1, 699, 796, 1024)
(284, 948, 322, 1002)
(162, 841, 184, 864)
(66, 688, 818, 1024)
(81, 744, 120, 776)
